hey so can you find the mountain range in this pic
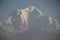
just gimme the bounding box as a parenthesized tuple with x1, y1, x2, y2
(0, 6, 60, 34)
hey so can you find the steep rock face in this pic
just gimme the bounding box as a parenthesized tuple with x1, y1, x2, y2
(28, 8, 49, 31)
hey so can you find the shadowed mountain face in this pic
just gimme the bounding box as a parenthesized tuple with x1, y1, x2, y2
(0, 6, 60, 40)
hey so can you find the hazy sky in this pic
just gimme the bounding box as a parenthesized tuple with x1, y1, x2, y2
(0, 0, 60, 22)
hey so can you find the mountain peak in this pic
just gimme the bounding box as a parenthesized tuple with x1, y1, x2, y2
(17, 5, 45, 17)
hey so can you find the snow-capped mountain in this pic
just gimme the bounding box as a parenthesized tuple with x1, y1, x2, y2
(0, 6, 60, 34)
